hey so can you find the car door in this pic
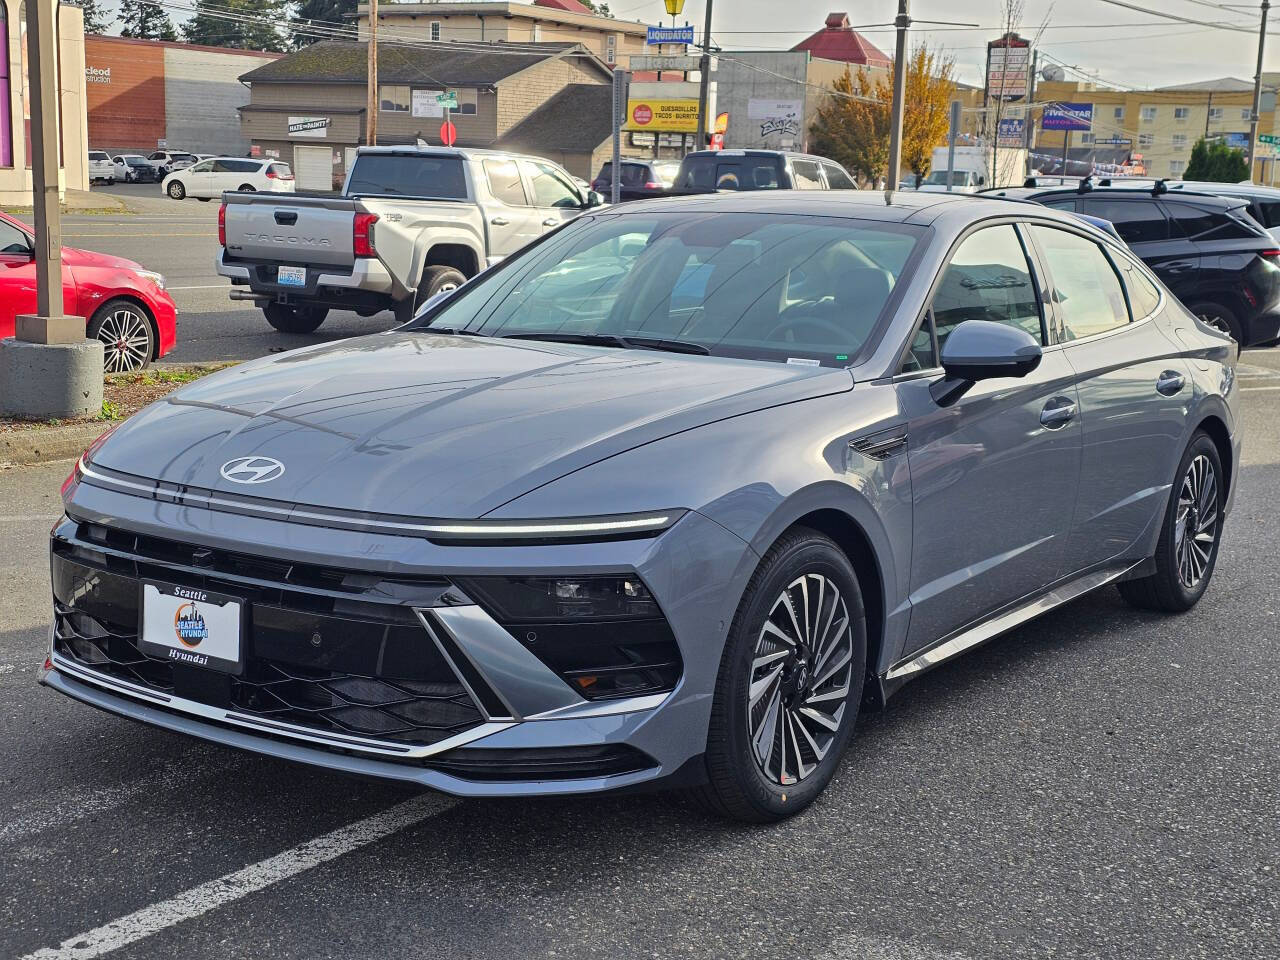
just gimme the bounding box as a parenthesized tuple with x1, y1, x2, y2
(896, 222, 1083, 652)
(1026, 223, 1189, 573)
(182, 159, 215, 197)
(518, 158, 585, 232)
(0, 218, 75, 337)
(480, 157, 542, 259)
(1072, 196, 1200, 296)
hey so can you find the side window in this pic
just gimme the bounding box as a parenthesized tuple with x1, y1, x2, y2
(1256, 200, 1280, 228)
(1161, 202, 1217, 238)
(147, 152, 163, 161)
(1077, 198, 1170, 243)
(822, 163, 857, 190)
(1038, 197, 1077, 212)
(899, 318, 937, 372)
(191, 160, 214, 172)
(790, 160, 823, 190)
(0, 219, 30, 255)
(212, 160, 232, 173)
(483, 158, 528, 205)
(931, 224, 1045, 354)
(521, 160, 581, 208)
(1030, 226, 1131, 340)
(1110, 252, 1162, 318)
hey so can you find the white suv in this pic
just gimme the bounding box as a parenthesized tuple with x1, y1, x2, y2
(162, 157, 296, 200)
(145, 150, 199, 175)
(87, 151, 115, 183)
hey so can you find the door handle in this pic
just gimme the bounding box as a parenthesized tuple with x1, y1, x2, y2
(542, 218, 559, 227)
(1040, 396, 1077, 429)
(490, 217, 510, 226)
(1156, 370, 1185, 396)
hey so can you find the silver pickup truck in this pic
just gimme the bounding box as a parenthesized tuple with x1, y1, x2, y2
(217, 146, 604, 332)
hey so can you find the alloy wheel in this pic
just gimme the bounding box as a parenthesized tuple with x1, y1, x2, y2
(747, 573, 854, 785)
(95, 307, 151, 373)
(1199, 313, 1234, 339)
(1175, 453, 1219, 589)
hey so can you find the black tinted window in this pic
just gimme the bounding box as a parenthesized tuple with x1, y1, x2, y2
(1256, 200, 1280, 228)
(823, 163, 857, 189)
(347, 155, 467, 199)
(1078, 198, 1170, 243)
(932, 225, 1044, 350)
(1162, 202, 1233, 239)
(676, 156, 782, 191)
(1038, 196, 1077, 211)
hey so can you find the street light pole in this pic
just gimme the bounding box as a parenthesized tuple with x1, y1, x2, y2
(367, 0, 379, 146)
(695, 0, 713, 147)
(1248, 0, 1269, 183)
(886, 0, 910, 190)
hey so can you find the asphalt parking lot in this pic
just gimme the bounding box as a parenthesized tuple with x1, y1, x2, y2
(61, 183, 398, 364)
(0, 191, 1277, 959)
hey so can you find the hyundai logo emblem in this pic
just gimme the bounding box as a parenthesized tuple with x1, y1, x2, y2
(219, 456, 286, 484)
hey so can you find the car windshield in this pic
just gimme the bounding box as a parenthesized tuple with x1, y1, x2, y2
(676, 156, 783, 191)
(125, 157, 147, 166)
(923, 170, 971, 186)
(416, 211, 922, 366)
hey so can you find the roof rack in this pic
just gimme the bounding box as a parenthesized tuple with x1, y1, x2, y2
(1076, 174, 1094, 194)
(1152, 178, 1169, 196)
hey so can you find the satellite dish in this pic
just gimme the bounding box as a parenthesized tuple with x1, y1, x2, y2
(1041, 65, 1065, 82)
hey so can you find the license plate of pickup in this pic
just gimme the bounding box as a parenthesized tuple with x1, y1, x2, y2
(277, 265, 306, 287)
(138, 581, 244, 674)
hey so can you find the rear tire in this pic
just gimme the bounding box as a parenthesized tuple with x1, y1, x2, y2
(263, 302, 328, 334)
(394, 265, 467, 323)
(167, 181, 186, 200)
(691, 528, 866, 823)
(1189, 302, 1242, 343)
(238, 184, 256, 193)
(1118, 431, 1224, 612)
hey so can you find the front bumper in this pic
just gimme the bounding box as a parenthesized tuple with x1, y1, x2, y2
(41, 480, 753, 796)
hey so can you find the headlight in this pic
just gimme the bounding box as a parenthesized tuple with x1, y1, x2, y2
(136, 270, 165, 290)
(418, 510, 683, 545)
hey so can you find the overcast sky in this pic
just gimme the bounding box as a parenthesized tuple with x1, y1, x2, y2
(629, 0, 1279, 90)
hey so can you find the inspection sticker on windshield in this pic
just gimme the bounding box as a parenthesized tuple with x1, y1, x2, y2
(139, 582, 243, 674)
(277, 265, 306, 287)
(787, 357, 821, 366)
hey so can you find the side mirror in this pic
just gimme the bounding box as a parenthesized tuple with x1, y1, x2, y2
(585, 190, 605, 208)
(977, 175, 986, 186)
(930, 319, 1042, 406)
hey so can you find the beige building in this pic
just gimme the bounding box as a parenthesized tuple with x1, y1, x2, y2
(355, 1, 650, 68)
(1032, 78, 1279, 181)
(0, 0, 89, 205)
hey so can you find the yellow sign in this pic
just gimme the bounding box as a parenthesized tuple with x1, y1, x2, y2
(663, 0, 685, 15)
(623, 97, 700, 134)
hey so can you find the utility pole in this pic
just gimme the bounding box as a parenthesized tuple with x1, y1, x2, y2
(0, 0, 102, 419)
(695, 0, 713, 148)
(886, 0, 910, 190)
(1204, 90, 1213, 139)
(1024, 49, 1038, 178)
(367, 0, 379, 146)
(1248, 0, 1269, 183)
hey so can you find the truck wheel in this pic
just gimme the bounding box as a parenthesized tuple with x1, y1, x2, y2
(264, 302, 328, 334)
(395, 265, 467, 323)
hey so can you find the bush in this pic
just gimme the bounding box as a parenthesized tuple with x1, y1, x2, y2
(1183, 137, 1250, 182)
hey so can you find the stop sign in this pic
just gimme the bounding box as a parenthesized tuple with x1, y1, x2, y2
(632, 103, 653, 126)
(440, 120, 458, 146)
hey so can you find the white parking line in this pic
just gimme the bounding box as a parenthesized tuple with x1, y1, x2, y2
(814, 931, 975, 960)
(165, 284, 229, 291)
(1240, 385, 1280, 392)
(18, 792, 458, 960)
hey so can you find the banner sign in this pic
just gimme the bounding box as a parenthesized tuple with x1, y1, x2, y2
(646, 25, 695, 45)
(287, 116, 330, 138)
(997, 117, 1025, 146)
(624, 97, 699, 133)
(1042, 102, 1094, 131)
(986, 35, 1030, 101)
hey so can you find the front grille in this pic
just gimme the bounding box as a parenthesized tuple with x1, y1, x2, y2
(51, 521, 491, 748)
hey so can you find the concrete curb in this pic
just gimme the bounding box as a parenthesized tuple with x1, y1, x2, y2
(0, 420, 109, 468)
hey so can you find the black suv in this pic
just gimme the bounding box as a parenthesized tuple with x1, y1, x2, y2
(985, 182, 1280, 345)
(673, 150, 858, 193)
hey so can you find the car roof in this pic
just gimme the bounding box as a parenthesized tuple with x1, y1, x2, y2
(681, 149, 835, 162)
(1169, 180, 1280, 198)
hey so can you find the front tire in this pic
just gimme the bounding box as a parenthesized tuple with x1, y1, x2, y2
(167, 181, 186, 200)
(693, 528, 866, 822)
(1119, 431, 1225, 612)
(88, 299, 155, 373)
(263, 302, 328, 334)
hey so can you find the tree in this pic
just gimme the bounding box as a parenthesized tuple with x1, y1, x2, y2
(1184, 136, 1250, 182)
(77, 0, 113, 34)
(581, 0, 614, 16)
(184, 0, 288, 51)
(809, 42, 955, 185)
(119, 0, 178, 41)
(290, 0, 355, 51)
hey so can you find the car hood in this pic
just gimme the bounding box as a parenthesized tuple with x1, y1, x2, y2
(62, 246, 145, 274)
(90, 331, 852, 519)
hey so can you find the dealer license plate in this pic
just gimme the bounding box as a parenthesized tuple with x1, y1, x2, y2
(138, 581, 243, 674)
(277, 265, 306, 287)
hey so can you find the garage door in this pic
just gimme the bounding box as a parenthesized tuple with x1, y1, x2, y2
(294, 146, 332, 191)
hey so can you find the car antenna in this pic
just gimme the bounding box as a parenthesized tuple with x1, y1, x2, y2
(1023, 175, 1038, 188)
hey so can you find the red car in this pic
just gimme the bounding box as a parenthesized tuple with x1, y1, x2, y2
(0, 210, 176, 373)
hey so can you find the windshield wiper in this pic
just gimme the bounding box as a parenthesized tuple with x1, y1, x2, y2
(415, 325, 484, 336)
(499, 331, 710, 355)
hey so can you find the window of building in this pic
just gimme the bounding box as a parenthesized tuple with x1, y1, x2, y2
(1208, 106, 1224, 121)
(1172, 133, 1187, 149)
(380, 85, 411, 113)
(930, 224, 1044, 353)
(451, 87, 478, 116)
(1141, 106, 1157, 122)
(1243, 107, 1253, 121)
(1113, 105, 1125, 121)
(532, 22, 541, 41)
(1174, 106, 1190, 120)
(1081, 132, 1095, 145)
(1139, 132, 1154, 147)
(483, 158, 528, 205)
(430, 20, 441, 41)
(1029, 226, 1130, 340)
(1169, 159, 1186, 176)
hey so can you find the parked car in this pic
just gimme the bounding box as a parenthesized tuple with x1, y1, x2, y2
(162, 157, 295, 201)
(673, 149, 859, 192)
(0, 211, 176, 372)
(87, 151, 115, 184)
(984, 183, 1280, 345)
(144, 150, 199, 176)
(112, 155, 161, 183)
(591, 159, 680, 200)
(216, 145, 603, 331)
(45, 190, 1238, 822)
(1168, 180, 1280, 242)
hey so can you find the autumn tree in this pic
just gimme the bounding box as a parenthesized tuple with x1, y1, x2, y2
(809, 42, 956, 185)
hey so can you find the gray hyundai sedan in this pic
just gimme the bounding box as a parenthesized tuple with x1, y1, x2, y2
(43, 190, 1240, 822)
